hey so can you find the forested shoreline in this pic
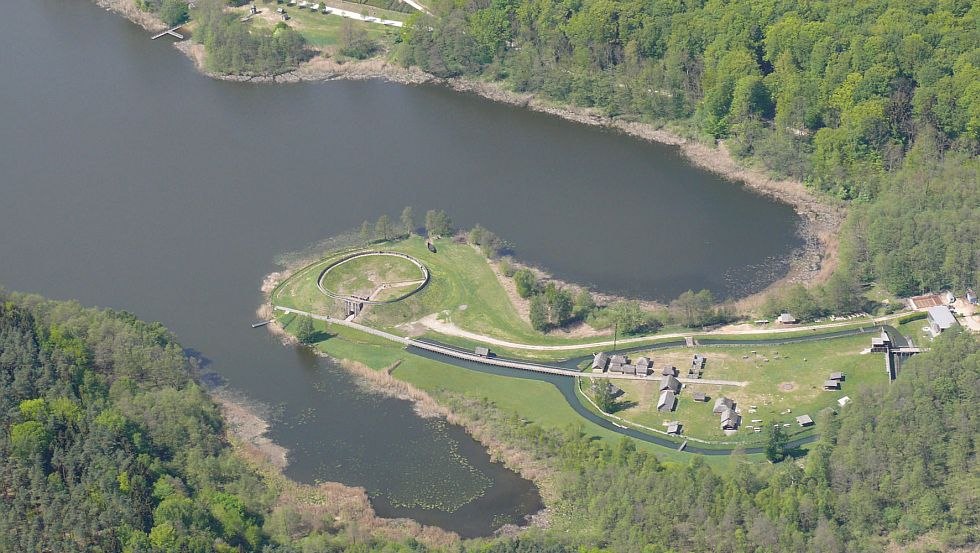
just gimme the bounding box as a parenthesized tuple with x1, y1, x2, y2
(393, 0, 979, 301)
(147, 0, 979, 304)
(2, 289, 977, 551)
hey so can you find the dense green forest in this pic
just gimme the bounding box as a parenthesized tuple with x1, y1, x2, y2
(2, 289, 976, 552)
(0, 292, 425, 552)
(461, 329, 979, 552)
(195, 0, 309, 75)
(394, 0, 979, 297)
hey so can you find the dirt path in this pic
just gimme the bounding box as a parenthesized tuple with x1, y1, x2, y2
(410, 312, 900, 352)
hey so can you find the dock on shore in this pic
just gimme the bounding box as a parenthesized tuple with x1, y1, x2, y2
(151, 27, 184, 40)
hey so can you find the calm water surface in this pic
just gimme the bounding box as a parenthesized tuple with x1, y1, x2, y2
(0, 0, 802, 536)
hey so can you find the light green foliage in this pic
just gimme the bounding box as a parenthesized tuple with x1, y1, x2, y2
(589, 300, 657, 334)
(9, 421, 50, 460)
(296, 315, 317, 344)
(19, 398, 47, 421)
(400, 206, 414, 236)
(669, 289, 717, 327)
(375, 214, 392, 241)
(424, 209, 453, 237)
(512, 268, 536, 299)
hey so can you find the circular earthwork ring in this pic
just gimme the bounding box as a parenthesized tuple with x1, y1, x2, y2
(317, 250, 429, 305)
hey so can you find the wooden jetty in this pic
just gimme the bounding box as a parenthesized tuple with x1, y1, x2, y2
(250, 320, 273, 328)
(151, 26, 185, 40)
(678, 440, 688, 451)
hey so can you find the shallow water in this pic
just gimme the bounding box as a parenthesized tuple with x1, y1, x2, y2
(0, 0, 802, 536)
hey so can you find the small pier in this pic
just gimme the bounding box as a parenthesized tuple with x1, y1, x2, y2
(251, 320, 273, 328)
(151, 26, 185, 40)
(678, 440, 688, 451)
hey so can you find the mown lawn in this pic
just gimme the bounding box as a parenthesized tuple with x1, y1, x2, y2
(607, 333, 884, 442)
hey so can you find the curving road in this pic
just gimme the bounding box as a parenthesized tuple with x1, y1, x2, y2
(271, 305, 879, 455)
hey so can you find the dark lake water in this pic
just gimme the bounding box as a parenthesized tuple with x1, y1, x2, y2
(0, 0, 802, 537)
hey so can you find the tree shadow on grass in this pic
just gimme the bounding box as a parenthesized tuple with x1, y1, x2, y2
(610, 400, 638, 413)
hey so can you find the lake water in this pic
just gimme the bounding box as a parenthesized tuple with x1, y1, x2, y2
(0, 0, 802, 537)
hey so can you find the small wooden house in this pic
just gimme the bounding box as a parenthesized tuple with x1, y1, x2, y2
(796, 415, 814, 427)
(713, 397, 734, 414)
(591, 352, 610, 372)
(657, 390, 677, 412)
(720, 409, 740, 430)
(777, 313, 797, 324)
(823, 380, 841, 390)
(660, 375, 681, 394)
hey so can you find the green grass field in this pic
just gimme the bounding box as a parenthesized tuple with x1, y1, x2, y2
(275, 310, 747, 469)
(319, 253, 425, 298)
(239, 3, 402, 49)
(605, 333, 883, 442)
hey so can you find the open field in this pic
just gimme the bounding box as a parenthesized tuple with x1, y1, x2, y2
(604, 333, 883, 442)
(235, 3, 402, 49)
(275, 311, 747, 469)
(319, 253, 425, 298)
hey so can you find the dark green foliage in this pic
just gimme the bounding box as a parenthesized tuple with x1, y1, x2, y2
(573, 289, 596, 320)
(0, 293, 249, 551)
(341, 19, 380, 60)
(448, 331, 979, 552)
(158, 0, 189, 27)
(398, 0, 977, 193)
(0, 292, 426, 553)
(839, 152, 979, 296)
(195, 0, 308, 75)
(543, 284, 574, 327)
(528, 295, 549, 331)
(396, 0, 979, 294)
(765, 423, 787, 462)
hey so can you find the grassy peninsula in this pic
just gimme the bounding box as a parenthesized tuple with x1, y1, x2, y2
(261, 223, 979, 551)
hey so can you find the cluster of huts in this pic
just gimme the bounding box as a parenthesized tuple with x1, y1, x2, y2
(712, 397, 740, 430)
(591, 353, 651, 376)
(822, 371, 845, 390)
(591, 352, 710, 415)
